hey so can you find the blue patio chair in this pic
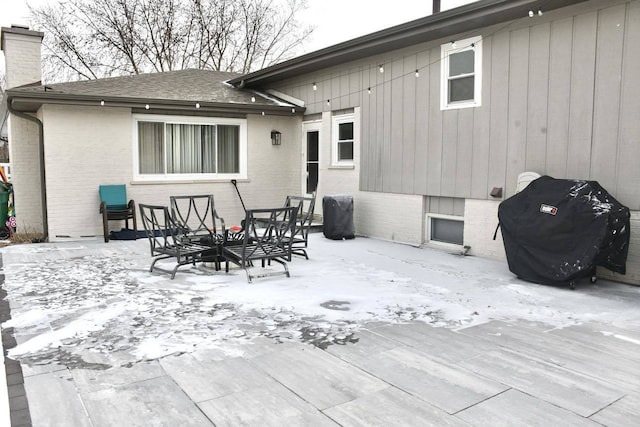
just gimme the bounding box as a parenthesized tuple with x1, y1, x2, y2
(99, 184, 137, 242)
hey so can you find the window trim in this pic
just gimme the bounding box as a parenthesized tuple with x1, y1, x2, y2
(426, 213, 465, 249)
(440, 36, 482, 110)
(331, 113, 355, 166)
(132, 114, 247, 182)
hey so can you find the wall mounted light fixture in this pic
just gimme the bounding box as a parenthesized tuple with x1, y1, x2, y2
(271, 130, 282, 145)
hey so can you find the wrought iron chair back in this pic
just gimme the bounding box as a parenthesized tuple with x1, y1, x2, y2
(223, 206, 298, 283)
(170, 194, 225, 238)
(139, 203, 209, 279)
(170, 194, 226, 270)
(283, 192, 316, 259)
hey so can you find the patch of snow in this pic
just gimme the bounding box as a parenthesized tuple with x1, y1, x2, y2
(1, 236, 639, 369)
(600, 331, 640, 346)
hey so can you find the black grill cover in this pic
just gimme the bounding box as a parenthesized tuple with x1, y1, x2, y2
(323, 195, 355, 240)
(498, 176, 630, 285)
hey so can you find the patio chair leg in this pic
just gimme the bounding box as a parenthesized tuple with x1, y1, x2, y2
(149, 255, 172, 273)
(102, 209, 109, 243)
(132, 205, 138, 240)
(171, 265, 180, 279)
(293, 248, 308, 260)
(269, 258, 290, 278)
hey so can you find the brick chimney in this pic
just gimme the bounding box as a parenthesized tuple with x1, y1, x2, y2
(1, 25, 44, 89)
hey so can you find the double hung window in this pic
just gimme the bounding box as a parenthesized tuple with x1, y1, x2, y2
(441, 36, 482, 110)
(332, 114, 354, 165)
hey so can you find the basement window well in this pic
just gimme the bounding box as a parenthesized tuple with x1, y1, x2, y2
(427, 214, 464, 246)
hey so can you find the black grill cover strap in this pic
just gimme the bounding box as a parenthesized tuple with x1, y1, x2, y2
(493, 222, 500, 241)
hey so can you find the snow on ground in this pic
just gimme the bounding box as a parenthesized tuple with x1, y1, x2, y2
(1, 234, 639, 370)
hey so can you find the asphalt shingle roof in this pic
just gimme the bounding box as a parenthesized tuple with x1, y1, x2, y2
(10, 69, 289, 107)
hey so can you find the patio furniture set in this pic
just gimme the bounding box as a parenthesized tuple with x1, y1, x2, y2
(99, 185, 316, 283)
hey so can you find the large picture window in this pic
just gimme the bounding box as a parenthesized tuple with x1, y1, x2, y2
(134, 115, 246, 180)
(441, 36, 482, 110)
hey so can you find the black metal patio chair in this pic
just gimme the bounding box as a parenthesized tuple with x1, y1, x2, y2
(139, 203, 210, 279)
(282, 193, 316, 259)
(170, 195, 226, 270)
(222, 206, 298, 283)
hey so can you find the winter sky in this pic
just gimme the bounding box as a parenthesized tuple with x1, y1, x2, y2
(0, 0, 478, 74)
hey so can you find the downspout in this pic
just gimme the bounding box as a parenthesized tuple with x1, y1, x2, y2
(6, 95, 49, 241)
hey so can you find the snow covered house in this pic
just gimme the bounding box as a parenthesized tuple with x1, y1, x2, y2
(3, 0, 640, 284)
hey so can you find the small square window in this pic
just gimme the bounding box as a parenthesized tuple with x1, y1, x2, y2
(441, 36, 482, 110)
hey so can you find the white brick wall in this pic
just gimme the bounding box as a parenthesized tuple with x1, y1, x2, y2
(3, 28, 45, 234)
(40, 106, 302, 240)
(352, 191, 423, 245)
(463, 199, 505, 260)
(42, 105, 133, 238)
(7, 114, 44, 234)
(2, 31, 42, 89)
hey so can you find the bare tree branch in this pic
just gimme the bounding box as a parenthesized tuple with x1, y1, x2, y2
(28, 0, 314, 82)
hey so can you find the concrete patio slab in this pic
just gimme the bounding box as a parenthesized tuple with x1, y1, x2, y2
(324, 387, 470, 426)
(81, 375, 212, 426)
(589, 393, 640, 426)
(250, 344, 389, 410)
(355, 346, 508, 414)
(1, 234, 640, 425)
(197, 379, 338, 427)
(159, 353, 272, 402)
(368, 322, 496, 364)
(456, 389, 602, 426)
(457, 347, 624, 417)
(70, 361, 165, 393)
(21, 370, 92, 427)
(459, 320, 640, 392)
(546, 322, 640, 360)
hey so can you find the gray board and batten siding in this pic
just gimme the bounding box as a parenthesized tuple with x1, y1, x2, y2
(270, 0, 640, 209)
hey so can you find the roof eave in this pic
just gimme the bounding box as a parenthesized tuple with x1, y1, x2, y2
(6, 91, 305, 116)
(230, 0, 588, 88)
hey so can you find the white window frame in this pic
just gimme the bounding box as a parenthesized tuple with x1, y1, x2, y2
(331, 113, 355, 166)
(425, 213, 465, 250)
(440, 36, 482, 110)
(132, 114, 247, 182)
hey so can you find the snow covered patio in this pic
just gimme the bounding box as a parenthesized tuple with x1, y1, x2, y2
(1, 233, 639, 425)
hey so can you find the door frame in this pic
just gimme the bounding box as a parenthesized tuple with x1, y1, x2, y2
(301, 120, 321, 196)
